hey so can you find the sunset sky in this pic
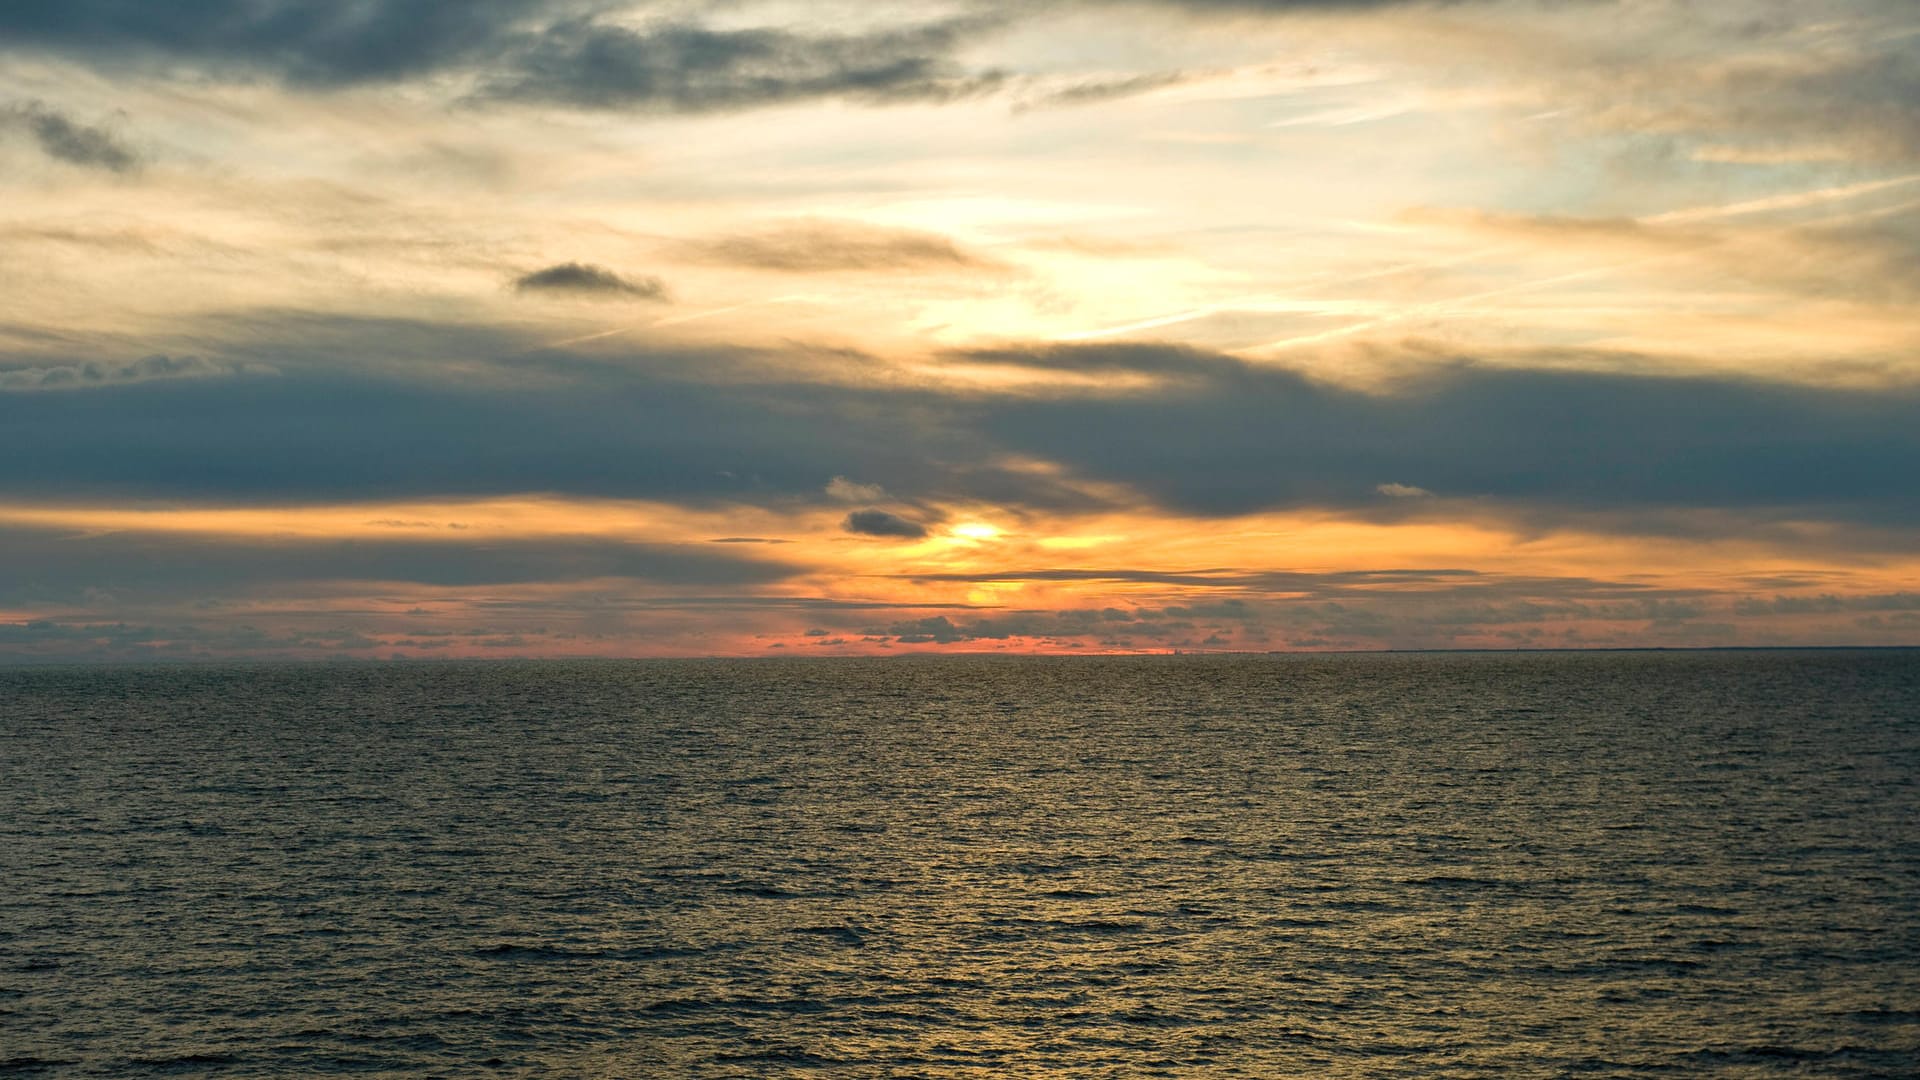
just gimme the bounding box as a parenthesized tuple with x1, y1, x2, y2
(3, 0, 1918, 660)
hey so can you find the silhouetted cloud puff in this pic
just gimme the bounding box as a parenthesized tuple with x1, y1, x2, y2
(687, 221, 993, 273)
(844, 509, 929, 539)
(7, 101, 139, 172)
(513, 262, 667, 299)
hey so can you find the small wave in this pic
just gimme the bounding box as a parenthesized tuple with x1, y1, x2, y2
(0, 1058, 80, 1074)
(1848, 1008, 1920, 1024)
(1407, 874, 1515, 889)
(793, 925, 866, 945)
(1683, 1043, 1870, 1064)
(724, 883, 796, 898)
(126, 1051, 241, 1072)
(714, 1047, 843, 1065)
(472, 943, 689, 961)
(1060, 919, 1148, 935)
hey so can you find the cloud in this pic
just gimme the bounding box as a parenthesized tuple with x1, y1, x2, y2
(844, 509, 929, 538)
(0, 354, 253, 392)
(483, 17, 1005, 112)
(0, 524, 802, 602)
(895, 566, 1689, 607)
(951, 344, 1920, 525)
(888, 615, 967, 643)
(0, 0, 564, 86)
(685, 221, 993, 273)
(0, 618, 557, 663)
(1017, 71, 1196, 110)
(6, 100, 140, 172)
(1376, 482, 1431, 497)
(0, 326, 1016, 508)
(826, 476, 887, 502)
(1732, 592, 1920, 616)
(512, 262, 667, 299)
(0, 3, 1006, 114)
(1358, 0, 1920, 166)
(1118, 0, 1476, 7)
(4, 324, 1919, 538)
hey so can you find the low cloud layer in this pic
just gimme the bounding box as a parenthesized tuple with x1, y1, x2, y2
(0, 524, 800, 603)
(0, 354, 250, 392)
(3, 333, 1916, 531)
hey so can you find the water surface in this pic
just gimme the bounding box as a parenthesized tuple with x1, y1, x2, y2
(3, 652, 1917, 1076)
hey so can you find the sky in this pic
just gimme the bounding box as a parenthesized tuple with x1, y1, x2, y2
(2, 0, 1918, 660)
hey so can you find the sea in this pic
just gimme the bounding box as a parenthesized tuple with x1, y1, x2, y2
(2, 651, 1917, 1078)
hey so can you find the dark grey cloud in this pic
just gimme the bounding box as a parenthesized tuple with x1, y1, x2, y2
(0, 525, 800, 605)
(512, 262, 667, 299)
(0, 353, 249, 391)
(0, 321, 1075, 513)
(3, 327, 1917, 538)
(844, 509, 930, 539)
(1732, 593, 1920, 616)
(6, 100, 139, 172)
(945, 344, 1920, 525)
(0, 0, 564, 86)
(485, 16, 1006, 111)
(685, 221, 993, 273)
(0, 618, 553, 663)
(0, 2, 1005, 114)
(0, 0, 1633, 126)
(846, 570, 1796, 649)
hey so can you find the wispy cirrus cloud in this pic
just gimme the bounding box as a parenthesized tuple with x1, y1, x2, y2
(682, 220, 996, 274)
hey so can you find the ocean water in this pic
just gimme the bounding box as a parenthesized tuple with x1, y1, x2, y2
(2, 652, 1917, 1078)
